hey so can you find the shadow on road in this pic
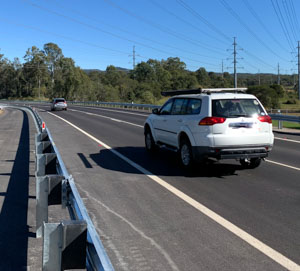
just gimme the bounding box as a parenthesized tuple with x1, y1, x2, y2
(90, 147, 242, 178)
(0, 111, 33, 269)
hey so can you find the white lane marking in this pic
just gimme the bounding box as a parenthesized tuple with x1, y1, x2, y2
(72, 106, 150, 117)
(67, 109, 300, 172)
(266, 159, 300, 171)
(48, 112, 300, 271)
(274, 137, 300, 144)
(69, 108, 143, 128)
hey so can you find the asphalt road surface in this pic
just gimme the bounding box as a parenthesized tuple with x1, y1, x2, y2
(12, 104, 300, 270)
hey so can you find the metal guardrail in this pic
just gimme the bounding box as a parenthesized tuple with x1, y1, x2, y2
(269, 113, 300, 129)
(68, 101, 160, 111)
(69, 102, 300, 126)
(3, 100, 300, 126)
(0, 104, 114, 271)
(269, 114, 300, 123)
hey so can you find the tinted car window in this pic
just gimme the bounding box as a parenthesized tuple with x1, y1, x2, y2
(186, 99, 201, 115)
(171, 98, 186, 115)
(55, 99, 66, 103)
(160, 99, 173, 115)
(212, 99, 265, 118)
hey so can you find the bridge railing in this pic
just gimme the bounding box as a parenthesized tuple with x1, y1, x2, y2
(3, 100, 300, 128)
(1, 104, 114, 271)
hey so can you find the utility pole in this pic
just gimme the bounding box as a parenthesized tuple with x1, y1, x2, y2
(258, 70, 261, 86)
(227, 37, 242, 87)
(221, 60, 224, 78)
(132, 45, 136, 70)
(277, 63, 280, 85)
(233, 37, 237, 88)
(298, 41, 300, 100)
(291, 69, 296, 86)
(38, 62, 41, 100)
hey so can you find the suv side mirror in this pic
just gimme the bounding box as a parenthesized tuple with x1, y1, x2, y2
(152, 108, 159, 115)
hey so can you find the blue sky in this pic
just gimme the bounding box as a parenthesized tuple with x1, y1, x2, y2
(1, 0, 300, 74)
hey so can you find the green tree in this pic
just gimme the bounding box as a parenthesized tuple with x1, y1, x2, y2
(43, 43, 63, 84)
(23, 46, 49, 98)
(247, 85, 281, 109)
(195, 67, 211, 87)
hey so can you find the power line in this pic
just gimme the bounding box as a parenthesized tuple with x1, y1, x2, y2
(270, 0, 296, 54)
(241, 59, 259, 71)
(242, 0, 289, 52)
(0, 18, 135, 56)
(288, 0, 300, 38)
(39, 0, 224, 60)
(282, 0, 298, 43)
(148, 0, 226, 47)
(175, 0, 232, 43)
(101, 0, 226, 54)
(219, 0, 289, 62)
(242, 48, 277, 70)
(21, 0, 221, 67)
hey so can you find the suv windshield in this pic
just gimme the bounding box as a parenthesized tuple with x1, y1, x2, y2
(212, 99, 265, 118)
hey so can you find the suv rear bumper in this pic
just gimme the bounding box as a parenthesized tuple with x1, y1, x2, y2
(192, 145, 272, 161)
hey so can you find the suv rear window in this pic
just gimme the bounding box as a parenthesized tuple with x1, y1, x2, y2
(212, 99, 265, 118)
(54, 99, 66, 103)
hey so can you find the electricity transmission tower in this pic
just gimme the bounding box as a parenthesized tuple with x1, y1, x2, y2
(129, 45, 137, 70)
(132, 45, 136, 70)
(277, 63, 280, 85)
(227, 37, 243, 88)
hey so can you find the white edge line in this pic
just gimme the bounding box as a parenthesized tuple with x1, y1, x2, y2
(68, 109, 300, 172)
(71, 106, 150, 117)
(275, 137, 300, 144)
(266, 159, 300, 171)
(48, 112, 300, 271)
(69, 109, 144, 128)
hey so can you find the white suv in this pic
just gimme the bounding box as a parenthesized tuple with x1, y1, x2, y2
(144, 88, 274, 169)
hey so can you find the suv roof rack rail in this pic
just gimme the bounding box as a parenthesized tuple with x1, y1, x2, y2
(161, 88, 248, 96)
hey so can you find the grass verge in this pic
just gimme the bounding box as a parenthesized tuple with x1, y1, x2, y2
(272, 120, 300, 130)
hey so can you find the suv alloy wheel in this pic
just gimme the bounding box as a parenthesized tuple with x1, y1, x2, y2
(180, 139, 193, 168)
(145, 129, 157, 152)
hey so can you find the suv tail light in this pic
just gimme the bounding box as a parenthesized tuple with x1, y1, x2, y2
(199, 117, 226, 125)
(258, 115, 272, 124)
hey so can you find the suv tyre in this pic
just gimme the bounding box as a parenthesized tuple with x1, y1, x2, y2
(145, 129, 157, 153)
(180, 139, 193, 168)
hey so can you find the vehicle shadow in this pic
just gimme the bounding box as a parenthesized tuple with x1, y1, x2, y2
(89, 147, 243, 178)
(0, 111, 33, 269)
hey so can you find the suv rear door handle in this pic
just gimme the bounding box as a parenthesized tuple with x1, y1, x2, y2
(177, 119, 183, 123)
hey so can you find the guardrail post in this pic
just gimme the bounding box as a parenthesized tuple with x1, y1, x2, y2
(43, 222, 62, 271)
(36, 141, 53, 154)
(61, 220, 87, 270)
(36, 176, 49, 238)
(277, 110, 283, 129)
(43, 220, 87, 270)
(36, 153, 58, 176)
(36, 132, 50, 142)
(62, 179, 69, 209)
(36, 175, 64, 237)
